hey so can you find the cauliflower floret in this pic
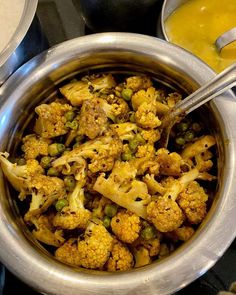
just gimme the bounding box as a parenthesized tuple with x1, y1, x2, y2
(140, 129, 161, 144)
(24, 174, 66, 222)
(60, 74, 116, 106)
(131, 87, 158, 111)
(135, 102, 161, 129)
(0, 152, 43, 196)
(167, 226, 195, 242)
(126, 76, 152, 92)
(129, 144, 159, 176)
(132, 237, 160, 257)
(53, 165, 91, 230)
(52, 131, 122, 173)
(55, 238, 81, 266)
(135, 144, 156, 159)
(99, 96, 130, 123)
(166, 92, 182, 108)
(143, 174, 166, 195)
(31, 214, 65, 247)
(21, 134, 51, 160)
(93, 161, 151, 219)
(195, 150, 214, 172)
(110, 122, 138, 141)
(106, 238, 134, 271)
(147, 197, 184, 233)
(78, 98, 108, 139)
(156, 148, 184, 177)
(111, 210, 141, 243)
(132, 246, 152, 268)
(177, 181, 208, 224)
(34, 102, 72, 138)
(181, 135, 216, 160)
(91, 196, 112, 219)
(77, 219, 113, 269)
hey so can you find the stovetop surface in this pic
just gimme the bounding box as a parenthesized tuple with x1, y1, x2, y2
(1, 0, 236, 294)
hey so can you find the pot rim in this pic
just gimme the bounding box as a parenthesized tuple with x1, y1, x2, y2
(0, 33, 236, 295)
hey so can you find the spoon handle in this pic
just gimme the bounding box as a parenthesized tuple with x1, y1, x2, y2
(171, 62, 236, 118)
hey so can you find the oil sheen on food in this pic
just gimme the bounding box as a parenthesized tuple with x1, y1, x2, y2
(165, 0, 236, 73)
(0, 0, 25, 54)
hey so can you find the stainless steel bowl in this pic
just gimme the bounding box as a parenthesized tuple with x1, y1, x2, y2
(0, 33, 236, 295)
(0, 0, 38, 85)
(159, 0, 188, 41)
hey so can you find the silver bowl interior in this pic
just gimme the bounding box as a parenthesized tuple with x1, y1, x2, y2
(0, 33, 236, 295)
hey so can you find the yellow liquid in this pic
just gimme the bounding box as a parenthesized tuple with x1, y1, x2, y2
(165, 0, 236, 73)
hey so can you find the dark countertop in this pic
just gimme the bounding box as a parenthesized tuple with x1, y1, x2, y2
(1, 1, 236, 294)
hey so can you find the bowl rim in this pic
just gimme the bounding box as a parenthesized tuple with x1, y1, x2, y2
(0, 32, 236, 295)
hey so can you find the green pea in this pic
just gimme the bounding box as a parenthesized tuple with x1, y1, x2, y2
(65, 120, 78, 130)
(177, 122, 189, 132)
(17, 158, 26, 166)
(184, 130, 195, 142)
(121, 88, 133, 101)
(47, 167, 59, 177)
(141, 226, 157, 240)
(104, 204, 118, 218)
(191, 122, 201, 132)
(103, 216, 111, 228)
(129, 134, 145, 151)
(64, 110, 75, 122)
(48, 143, 65, 156)
(129, 112, 136, 123)
(121, 151, 133, 161)
(55, 199, 69, 211)
(175, 137, 185, 146)
(64, 175, 76, 192)
(40, 156, 52, 169)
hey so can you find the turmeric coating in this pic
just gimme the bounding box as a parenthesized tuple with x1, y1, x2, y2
(0, 73, 217, 271)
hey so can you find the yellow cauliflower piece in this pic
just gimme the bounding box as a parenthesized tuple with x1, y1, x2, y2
(177, 181, 208, 224)
(93, 161, 151, 219)
(111, 210, 141, 243)
(34, 102, 72, 138)
(140, 129, 161, 144)
(106, 239, 134, 271)
(135, 144, 156, 158)
(126, 76, 152, 92)
(131, 87, 158, 111)
(60, 74, 116, 106)
(55, 238, 81, 266)
(77, 220, 113, 269)
(132, 236, 160, 258)
(135, 102, 161, 129)
(25, 174, 66, 222)
(78, 98, 108, 139)
(53, 180, 91, 230)
(156, 148, 184, 177)
(147, 197, 184, 232)
(166, 92, 182, 108)
(32, 214, 65, 247)
(53, 131, 122, 174)
(181, 135, 216, 160)
(168, 226, 195, 242)
(22, 134, 51, 160)
(0, 152, 44, 196)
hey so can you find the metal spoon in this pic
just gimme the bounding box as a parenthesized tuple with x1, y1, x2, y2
(159, 62, 236, 148)
(215, 27, 236, 53)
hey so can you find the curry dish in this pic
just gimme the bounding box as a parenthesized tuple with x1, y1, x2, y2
(0, 74, 217, 271)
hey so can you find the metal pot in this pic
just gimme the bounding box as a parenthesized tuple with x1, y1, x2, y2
(0, 33, 236, 295)
(0, 0, 47, 85)
(158, 0, 190, 41)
